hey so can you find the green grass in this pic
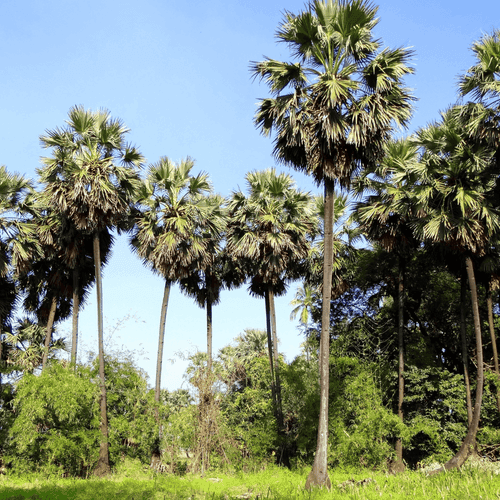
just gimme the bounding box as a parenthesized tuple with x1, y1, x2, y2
(1, 461, 499, 499)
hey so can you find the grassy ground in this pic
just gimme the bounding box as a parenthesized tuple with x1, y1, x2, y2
(1, 461, 499, 499)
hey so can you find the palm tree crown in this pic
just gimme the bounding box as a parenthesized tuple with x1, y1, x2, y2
(252, 0, 414, 187)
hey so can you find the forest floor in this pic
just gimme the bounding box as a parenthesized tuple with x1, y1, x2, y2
(1, 459, 499, 499)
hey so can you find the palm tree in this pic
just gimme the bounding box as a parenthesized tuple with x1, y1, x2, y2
(131, 157, 212, 405)
(353, 137, 420, 468)
(39, 106, 144, 476)
(227, 168, 315, 442)
(251, 0, 414, 487)
(413, 107, 500, 472)
(290, 284, 317, 326)
(0, 166, 30, 387)
(179, 194, 228, 373)
(459, 29, 500, 108)
(131, 157, 213, 468)
(3, 319, 66, 376)
(459, 29, 500, 416)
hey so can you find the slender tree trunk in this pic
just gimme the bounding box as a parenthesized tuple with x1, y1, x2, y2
(394, 255, 405, 470)
(487, 278, 500, 413)
(155, 280, 171, 405)
(207, 299, 213, 372)
(93, 232, 111, 477)
(264, 289, 277, 416)
(461, 268, 473, 425)
(306, 179, 334, 490)
(431, 255, 484, 474)
(71, 268, 80, 366)
(151, 280, 170, 469)
(268, 288, 284, 429)
(41, 296, 57, 371)
(206, 269, 213, 373)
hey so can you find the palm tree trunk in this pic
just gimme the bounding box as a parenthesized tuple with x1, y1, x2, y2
(93, 232, 111, 477)
(151, 280, 171, 470)
(207, 299, 213, 372)
(461, 268, 473, 425)
(71, 268, 80, 365)
(432, 255, 484, 474)
(206, 269, 213, 373)
(41, 296, 57, 371)
(306, 179, 334, 490)
(268, 288, 284, 429)
(264, 289, 277, 418)
(394, 255, 405, 469)
(487, 278, 500, 413)
(155, 280, 171, 405)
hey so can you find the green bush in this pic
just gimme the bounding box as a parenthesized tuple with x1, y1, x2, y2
(328, 357, 406, 468)
(403, 365, 468, 466)
(7, 362, 100, 476)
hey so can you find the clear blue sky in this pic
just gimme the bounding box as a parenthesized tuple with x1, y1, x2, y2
(1, 0, 498, 390)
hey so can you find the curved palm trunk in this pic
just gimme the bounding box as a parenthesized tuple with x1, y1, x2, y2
(264, 289, 278, 418)
(486, 278, 500, 413)
(71, 268, 80, 365)
(41, 296, 57, 371)
(306, 179, 334, 490)
(155, 280, 171, 405)
(461, 269, 473, 425)
(431, 255, 484, 474)
(394, 256, 405, 469)
(93, 232, 111, 477)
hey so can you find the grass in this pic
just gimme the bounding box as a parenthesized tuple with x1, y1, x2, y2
(1, 460, 500, 499)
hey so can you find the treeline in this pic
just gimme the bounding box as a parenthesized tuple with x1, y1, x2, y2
(0, 0, 500, 482)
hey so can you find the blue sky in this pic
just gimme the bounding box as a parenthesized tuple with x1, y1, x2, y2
(1, 0, 498, 390)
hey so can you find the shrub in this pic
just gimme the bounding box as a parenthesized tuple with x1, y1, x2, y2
(6, 362, 100, 476)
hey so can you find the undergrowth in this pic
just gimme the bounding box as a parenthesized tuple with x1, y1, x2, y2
(1, 459, 499, 499)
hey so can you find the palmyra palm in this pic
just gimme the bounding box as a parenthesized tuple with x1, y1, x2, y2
(252, 1, 414, 485)
(39, 106, 144, 476)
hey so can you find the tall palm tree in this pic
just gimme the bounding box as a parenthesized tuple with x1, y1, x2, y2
(131, 157, 212, 405)
(413, 107, 500, 472)
(179, 194, 228, 372)
(39, 106, 144, 476)
(459, 29, 500, 416)
(353, 137, 420, 467)
(227, 169, 315, 440)
(0, 166, 30, 388)
(251, 0, 414, 487)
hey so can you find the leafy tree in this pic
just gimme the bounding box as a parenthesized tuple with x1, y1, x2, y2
(252, 0, 414, 487)
(7, 362, 100, 476)
(39, 106, 144, 476)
